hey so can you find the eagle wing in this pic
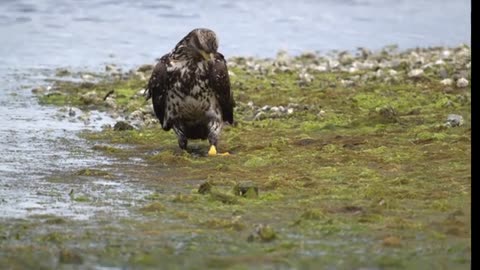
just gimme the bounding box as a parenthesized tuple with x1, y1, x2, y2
(209, 53, 235, 124)
(146, 54, 171, 130)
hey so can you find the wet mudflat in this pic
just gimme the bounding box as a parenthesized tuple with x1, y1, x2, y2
(0, 45, 471, 269)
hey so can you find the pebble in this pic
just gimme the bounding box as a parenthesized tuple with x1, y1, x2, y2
(440, 78, 453, 86)
(388, 69, 398, 76)
(445, 114, 464, 127)
(408, 69, 424, 78)
(105, 64, 116, 72)
(81, 74, 94, 81)
(456, 78, 469, 88)
(104, 97, 117, 109)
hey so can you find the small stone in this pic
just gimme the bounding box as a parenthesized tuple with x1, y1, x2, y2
(81, 74, 94, 81)
(408, 69, 424, 78)
(104, 97, 117, 109)
(434, 59, 445, 66)
(388, 69, 398, 76)
(341, 79, 354, 87)
(440, 78, 453, 86)
(456, 78, 469, 88)
(56, 68, 70, 77)
(129, 110, 144, 121)
(105, 64, 116, 72)
(445, 114, 464, 127)
(247, 224, 276, 242)
(68, 108, 76, 117)
(287, 108, 294, 114)
(80, 91, 100, 105)
(31, 86, 47, 94)
(375, 69, 384, 78)
(442, 50, 451, 58)
(233, 183, 259, 199)
(270, 106, 280, 112)
(198, 182, 212, 194)
(254, 111, 267, 121)
(261, 105, 270, 111)
(437, 68, 449, 79)
(376, 105, 398, 122)
(113, 121, 134, 131)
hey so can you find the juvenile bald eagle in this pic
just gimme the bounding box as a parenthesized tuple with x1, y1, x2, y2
(146, 28, 234, 155)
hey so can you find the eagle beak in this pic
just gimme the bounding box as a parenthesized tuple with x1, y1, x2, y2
(199, 50, 214, 61)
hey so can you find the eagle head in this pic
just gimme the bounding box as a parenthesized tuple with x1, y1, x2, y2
(174, 28, 219, 61)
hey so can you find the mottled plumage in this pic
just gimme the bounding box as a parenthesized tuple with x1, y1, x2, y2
(146, 28, 234, 154)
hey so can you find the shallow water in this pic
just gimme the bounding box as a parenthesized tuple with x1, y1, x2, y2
(0, 0, 471, 71)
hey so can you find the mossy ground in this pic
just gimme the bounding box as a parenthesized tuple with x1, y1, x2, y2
(2, 57, 470, 269)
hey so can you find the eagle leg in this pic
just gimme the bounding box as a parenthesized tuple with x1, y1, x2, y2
(174, 126, 188, 150)
(178, 137, 188, 150)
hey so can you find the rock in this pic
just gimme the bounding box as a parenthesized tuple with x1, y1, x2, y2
(388, 69, 398, 76)
(440, 78, 453, 86)
(445, 114, 464, 127)
(261, 105, 270, 111)
(129, 110, 144, 121)
(104, 97, 117, 109)
(437, 67, 449, 79)
(80, 91, 100, 105)
(456, 78, 469, 88)
(81, 74, 94, 81)
(105, 64, 116, 72)
(434, 59, 445, 66)
(68, 107, 76, 117)
(275, 50, 291, 66)
(247, 224, 276, 242)
(198, 182, 213, 194)
(376, 105, 398, 122)
(113, 121, 134, 131)
(254, 111, 267, 121)
(56, 68, 70, 77)
(233, 183, 259, 198)
(270, 106, 280, 113)
(341, 79, 354, 87)
(408, 69, 424, 78)
(287, 108, 294, 114)
(31, 86, 47, 94)
(298, 71, 314, 86)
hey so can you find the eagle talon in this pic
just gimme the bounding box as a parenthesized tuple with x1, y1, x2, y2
(208, 145, 230, 156)
(208, 145, 217, 156)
